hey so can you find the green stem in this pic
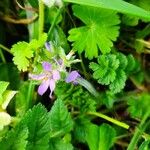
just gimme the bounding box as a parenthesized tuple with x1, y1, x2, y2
(79, 54, 88, 78)
(47, 7, 63, 39)
(38, 0, 44, 39)
(87, 111, 130, 129)
(26, 81, 35, 110)
(127, 111, 150, 150)
(0, 48, 6, 63)
(0, 44, 12, 54)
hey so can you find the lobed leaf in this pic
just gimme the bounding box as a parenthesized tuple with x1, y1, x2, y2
(68, 5, 120, 59)
(90, 54, 120, 85)
(11, 42, 34, 71)
(127, 92, 150, 119)
(109, 69, 127, 93)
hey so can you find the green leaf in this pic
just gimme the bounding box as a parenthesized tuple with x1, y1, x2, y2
(101, 91, 116, 108)
(73, 117, 91, 143)
(0, 125, 28, 150)
(0, 63, 20, 90)
(90, 54, 120, 85)
(49, 99, 73, 137)
(1, 90, 17, 109)
(109, 69, 127, 93)
(126, 54, 137, 73)
(86, 123, 116, 150)
(20, 104, 50, 150)
(127, 92, 150, 119)
(49, 138, 73, 150)
(116, 53, 128, 70)
(55, 82, 96, 113)
(68, 5, 120, 59)
(45, 7, 62, 25)
(28, 0, 38, 8)
(90, 53, 132, 93)
(0, 81, 17, 109)
(38, 33, 48, 47)
(48, 26, 70, 52)
(0, 81, 9, 99)
(63, 0, 150, 20)
(15, 81, 35, 116)
(11, 42, 34, 71)
(139, 140, 150, 150)
(122, 0, 150, 26)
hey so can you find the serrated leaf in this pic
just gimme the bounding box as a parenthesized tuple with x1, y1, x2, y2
(11, 42, 34, 71)
(109, 69, 127, 93)
(64, 0, 150, 20)
(20, 104, 50, 150)
(90, 53, 129, 93)
(90, 54, 120, 85)
(102, 91, 116, 108)
(116, 53, 128, 70)
(126, 54, 136, 73)
(0, 125, 28, 150)
(68, 5, 120, 59)
(86, 123, 116, 150)
(127, 93, 150, 119)
(49, 99, 73, 137)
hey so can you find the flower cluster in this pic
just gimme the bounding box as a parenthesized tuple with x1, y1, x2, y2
(29, 42, 81, 98)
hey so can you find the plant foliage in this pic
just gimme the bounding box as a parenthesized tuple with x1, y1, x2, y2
(68, 5, 120, 59)
(0, 0, 150, 149)
(49, 98, 73, 137)
(90, 53, 137, 93)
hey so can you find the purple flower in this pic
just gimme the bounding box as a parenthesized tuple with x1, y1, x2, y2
(29, 62, 60, 98)
(65, 71, 80, 84)
(45, 42, 51, 51)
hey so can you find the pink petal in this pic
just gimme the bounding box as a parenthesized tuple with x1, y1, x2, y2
(49, 79, 56, 98)
(52, 70, 60, 81)
(38, 80, 49, 95)
(42, 62, 52, 71)
(65, 71, 80, 83)
(29, 73, 45, 80)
